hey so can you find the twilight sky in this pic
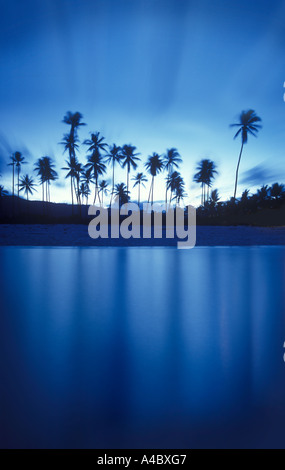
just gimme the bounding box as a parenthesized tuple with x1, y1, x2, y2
(0, 0, 285, 205)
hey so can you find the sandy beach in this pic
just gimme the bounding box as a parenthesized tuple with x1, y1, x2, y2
(0, 224, 284, 246)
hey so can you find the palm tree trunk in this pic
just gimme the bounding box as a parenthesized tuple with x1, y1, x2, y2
(138, 183, 140, 206)
(152, 176, 154, 205)
(12, 165, 14, 197)
(147, 180, 152, 204)
(127, 167, 129, 195)
(17, 167, 20, 198)
(234, 142, 244, 200)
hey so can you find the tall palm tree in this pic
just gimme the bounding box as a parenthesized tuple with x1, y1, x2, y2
(230, 109, 262, 199)
(166, 171, 183, 206)
(145, 153, 164, 205)
(113, 183, 130, 207)
(14, 152, 26, 197)
(8, 154, 16, 197)
(163, 148, 182, 204)
(85, 149, 106, 204)
(62, 158, 79, 205)
(121, 144, 140, 195)
(105, 144, 123, 205)
(171, 174, 187, 206)
(193, 159, 217, 205)
(132, 172, 148, 206)
(19, 175, 36, 200)
(62, 111, 86, 141)
(60, 133, 79, 206)
(98, 180, 109, 206)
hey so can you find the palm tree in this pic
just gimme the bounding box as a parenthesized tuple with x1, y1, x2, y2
(0, 185, 8, 197)
(171, 175, 187, 206)
(84, 132, 108, 154)
(8, 154, 16, 197)
(98, 180, 109, 206)
(121, 144, 140, 195)
(163, 148, 182, 204)
(14, 152, 26, 197)
(145, 153, 164, 205)
(60, 133, 79, 206)
(270, 183, 285, 200)
(62, 158, 79, 205)
(62, 111, 86, 141)
(166, 171, 184, 206)
(34, 156, 58, 204)
(193, 159, 217, 205)
(85, 149, 106, 204)
(78, 183, 91, 205)
(113, 183, 130, 207)
(230, 109, 262, 199)
(132, 172, 148, 206)
(19, 175, 36, 200)
(105, 144, 123, 205)
(81, 168, 93, 205)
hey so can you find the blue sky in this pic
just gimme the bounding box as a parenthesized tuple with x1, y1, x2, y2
(0, 0, 285, 205)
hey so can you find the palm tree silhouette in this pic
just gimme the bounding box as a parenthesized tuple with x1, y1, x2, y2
(78, 183, 91, 205)
(172, 175, 187, 206)
(0, 185, 8, 197)
(105, 144, 123, 206)
(62, 111, 86, 141)
(14, 152, 26, 198)
(145, 153, 164, 205)
(34, 156, 58, 204)
(121, 144, 140, 195)
(163, 148, 182, 204)
(84, 132, 108, 154)
(166, 171, 184, 206)
(81, 168, 93, 205)
(270, 183, 285, 200)
(132, 172, 148, 206)
(113, 183, 130, 207)
(230, 109, 262, 199)
(194, 159, 217, 205)
(98, 180, 109, 206)
(8, 154, 16, 198)
(19, 175, 37, 200)
(85, 149, 106, 204)
(60, 133, 79, 207)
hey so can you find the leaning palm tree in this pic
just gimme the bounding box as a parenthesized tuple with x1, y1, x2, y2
(85, 149, 106, 204)
(14, 152, 26, 197)
(98, 180, 109, 206)
(163, 148, 182, 204)
(230, 109, 262, 199)
(121, 144, 141, 195)
(113, 183, 130, 207)
(105, 144, 123, 205)
(19, 175, 37, 200)
(145, 153, 164, 205)
(132, 172, 148, 206)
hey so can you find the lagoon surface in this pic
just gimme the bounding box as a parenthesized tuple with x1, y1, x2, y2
(1, 246, 285, 449)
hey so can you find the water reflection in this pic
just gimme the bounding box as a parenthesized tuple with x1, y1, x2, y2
(1, 247, 285, 448)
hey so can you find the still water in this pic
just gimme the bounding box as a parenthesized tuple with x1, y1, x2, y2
(1, 246, 285, 448)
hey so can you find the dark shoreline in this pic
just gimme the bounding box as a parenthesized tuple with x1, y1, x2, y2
(0, 224, 285, 246)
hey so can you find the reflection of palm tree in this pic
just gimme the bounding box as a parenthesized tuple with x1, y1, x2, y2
(132, 172, 148, 206)
(113, 183, 130, 207)
(85, 149, 106, 204)
(230, 109, 262, 199)
(19, 175, 36, 200)
(105, 144, 123, 205)
(121, 145, 140, 195)
(145, 153, 164, 205)
(99, 180, 109, 206)
(194, 159, 217, 205)
(14, 152, 26, 197)
(163, 148, 182, 204)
